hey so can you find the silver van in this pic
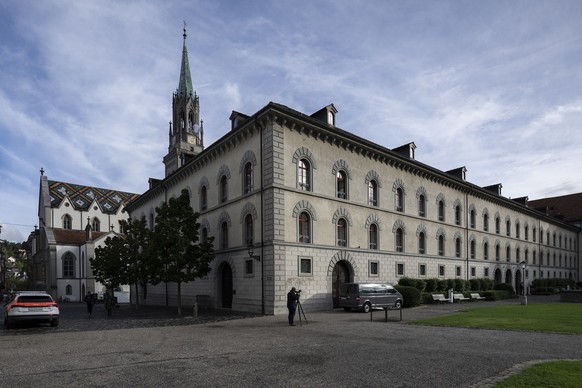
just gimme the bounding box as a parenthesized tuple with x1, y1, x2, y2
(339, 283, 403, 312)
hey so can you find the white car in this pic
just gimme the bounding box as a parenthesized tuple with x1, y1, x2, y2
(4, 291, 60, 329)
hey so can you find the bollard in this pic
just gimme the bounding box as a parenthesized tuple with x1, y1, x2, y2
(193, 302, 198, 318)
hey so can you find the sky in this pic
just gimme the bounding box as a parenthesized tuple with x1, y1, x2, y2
(1, 0, 582, 243)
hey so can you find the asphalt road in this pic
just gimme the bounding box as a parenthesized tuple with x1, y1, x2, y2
(1, 295, 581, 387)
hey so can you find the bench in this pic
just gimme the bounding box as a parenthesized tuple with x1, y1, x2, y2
(432, 294, 449, 304)
(453, 293, 470, 302)
(470, 293, 486, 301)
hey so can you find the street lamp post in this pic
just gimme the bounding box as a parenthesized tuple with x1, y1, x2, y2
(520, 261, 527, 305)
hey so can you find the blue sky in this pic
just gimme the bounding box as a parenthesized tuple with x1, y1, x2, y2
(1, 0, 582, 242)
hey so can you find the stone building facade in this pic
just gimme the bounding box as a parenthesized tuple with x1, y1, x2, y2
(127, 32, 579, 315)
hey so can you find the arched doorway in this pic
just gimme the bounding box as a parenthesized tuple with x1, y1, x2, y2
(494, 268, 502, 284)
(505, 269, 512, 285)
(219, 263, 233, 309)
(332, 260, 352, 308)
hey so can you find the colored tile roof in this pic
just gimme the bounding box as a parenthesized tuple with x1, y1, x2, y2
(48, 180, 139, 214)
(529, 192, 582, 223)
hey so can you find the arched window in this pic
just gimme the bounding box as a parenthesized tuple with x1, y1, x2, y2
(438, 235, 445, 256)
(298, 212, 311, 243)
(200, 186, 208, 211)
(495, 217, 500, 234)
(483, 213, 489, 231)
(483, 242, 489, 260)
(470, 240, 476, 259)
(298, 159, 311, 191)
(369, 223, 378, 250)
(220, 175, 228, 203)
(506, 246, 511, 262)
(244, 214, 253, 245)
(244, 162, 253, 194)
(438, 200, 445, 221)
(395, 188, 404, 212)
(470, 210, 476, 228)
(337, 170, 348, 199)
(455, 238, 461, 257)
(220, 221, 228, 249)
(506, 220, 511, 236)
(515, 222, 520, 239)
(418, 195, 426, 217)
(92, 217, 100, 232)
(455, 206, 461, 226)
(201, 227, 208, 244)
(368, 180, 378, 206)
(62, 252, 75, 278)
(418, 232, 426, 254)
(66, 285, 73, 295)
(395, 228, 404, 252)
(337, 218, 347, 246)
(495, 244, 500, 261)
(63, 214, 72, 230)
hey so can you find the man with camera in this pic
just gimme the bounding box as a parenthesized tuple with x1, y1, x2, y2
(287, 287, 301, 326)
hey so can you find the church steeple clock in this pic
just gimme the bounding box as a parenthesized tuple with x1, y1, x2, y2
(163, 24, 204, 177)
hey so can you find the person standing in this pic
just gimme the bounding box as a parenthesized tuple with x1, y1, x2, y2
(287, 287, 300, 326)
(104, 291, 114, 318)
(84, 291, 95, 318)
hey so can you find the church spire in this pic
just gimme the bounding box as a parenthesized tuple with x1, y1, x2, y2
(163, 23, 203, 177)
(177, 22, 193, 97)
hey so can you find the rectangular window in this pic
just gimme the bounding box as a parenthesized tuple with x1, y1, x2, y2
(369, 261, 379, 276)
(299, 257, 312, 276)
(396, 263, 405, 277)
(438, 265, 445, 277)
(470, 267, 476, 277)
(484, 268, 489, 277)
(244, 259, 254, 277)
(456, 266, 461, 277)
(419, 264, 426, 277)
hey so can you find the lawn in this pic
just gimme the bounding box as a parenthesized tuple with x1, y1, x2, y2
(413, 303, 582, 333)
(494, 360, 582, 388)
(413, 304, 582, 386)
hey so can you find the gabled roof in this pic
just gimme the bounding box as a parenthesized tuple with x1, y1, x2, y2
(529, 193, 582, 223)
(52, 229, 108, 245)
(48, 180, 139, 214)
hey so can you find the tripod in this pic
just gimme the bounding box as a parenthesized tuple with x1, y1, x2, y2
(296, 299, 308, 326)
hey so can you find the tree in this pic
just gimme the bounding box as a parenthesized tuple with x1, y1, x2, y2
(150, 189, 215, 315)
(91, 235, 129, 291)
(119, 217, 152, 309)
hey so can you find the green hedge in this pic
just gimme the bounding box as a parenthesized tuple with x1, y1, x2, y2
(395, 285, 421, 307)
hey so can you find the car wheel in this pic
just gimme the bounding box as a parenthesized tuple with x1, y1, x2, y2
(50, 319, 59, 327)
(343, 307, 351, 311)
(362, 302, 371, 313)
(394, 300, 402, 309)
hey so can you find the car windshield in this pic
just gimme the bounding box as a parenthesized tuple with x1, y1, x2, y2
(18, 295, 53, 303)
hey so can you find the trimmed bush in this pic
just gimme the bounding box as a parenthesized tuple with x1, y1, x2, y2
(414, 279, 426, 292)
(424, 278, 438, 293)
(437, 279, 448, 292)
(469, 279, 481, 291)
(395, 285, 421, 307)
(494, 282, 516, 297)
(397, 277, 416, 288)
(454, 278, 465, 292)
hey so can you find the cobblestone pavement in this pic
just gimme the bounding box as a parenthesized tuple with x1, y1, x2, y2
(0, 302, 260, 336)
(0, 294, 559, 336)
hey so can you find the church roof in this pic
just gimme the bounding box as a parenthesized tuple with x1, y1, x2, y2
(48, 180, 140, 214)
(52, 229, 108, 245)
(177, 26, 193, 97)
